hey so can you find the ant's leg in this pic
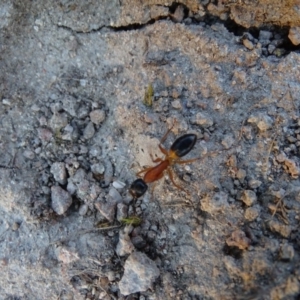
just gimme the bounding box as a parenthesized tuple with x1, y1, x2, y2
(150, 153, 163, 163)
(167, 168, 189, 194)
(159, 119, 177, 145)
(158, 144, 168, 156)
(176, 157, 200, 164)
(157, 119, 177, 156)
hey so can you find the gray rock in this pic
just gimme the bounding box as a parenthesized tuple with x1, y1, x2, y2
(66, 181, 77, 195)
(51, 186, 72, 215)
(95, 199, 116, 222)
(104, 159, 114, 186)
(268, 44, 276, 54)
(49, 112, 68, 131)
(91, 163, 105, 176)
(37, 128, 53, 144)
(119, 251, 160, 296)
(259, 30, 273, 41)
(77, 105, 90, 119)
(78, 204, 88, 216)
(62, 95, 79, 117)
(109, 187, 122, 202)
(240, 190, 257, 206)
(116, 203, 128, 221)
(83, 122, 95, 139)
(90, 109, 106, 125)
(50, 162, 67, 185)
(116, 227, 135, 256)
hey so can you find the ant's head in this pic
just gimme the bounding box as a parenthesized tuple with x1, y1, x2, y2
(129, 179, 148, 199)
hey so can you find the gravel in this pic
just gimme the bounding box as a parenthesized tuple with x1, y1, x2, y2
(1, 1, 300, 299)
(119, 251, 160, 295)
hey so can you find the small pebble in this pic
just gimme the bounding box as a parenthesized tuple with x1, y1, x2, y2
(131, 236, 146, 249)
(51, 186, 72, 215)
(236, 169, 247, 182)
(116, 203, 128, 221)
(2, 99, 11, 105)
(94, 200, 116, 222)
(268, 220, 292, 238)
(280, 243, 294, 261)
(91, 163, 105, 175)
(226, 230, 250, 250)
(83, 122, 95, 140)
(109, 187, 122, 202)
(90, 109, 106, 125)
(288, 27, 300, 45)
(240, 190, 257, 206)
(248, 179, 262, 189)
(244, 206, 260, 221)
(259, 30, 273, 41)
(116, 228, 135, 256)
(37, 128, 53, 143)
(31, 104, 40, 112)
(113, 180, 126, 189)
(221, 135, 235, 149)
(66, 181, 77, 195)
(62, 96, 79, 117)
(79, 204, 88, 216)
(243, 39, 254, 50)
(171, 99, 182, 109)
(50, 162, 67, 185)
(268, 44, 276, 54)
(171, 4, 185, 23)
(119, 251, 160, 295)
(50, 112, 68, 131)
(11, 222, 20, 231)
(192, 112, 213, 127)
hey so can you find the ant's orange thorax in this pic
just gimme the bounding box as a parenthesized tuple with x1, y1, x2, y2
(143, 160, 170, 183)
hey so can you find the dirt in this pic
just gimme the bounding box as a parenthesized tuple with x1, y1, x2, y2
(0, 1, 300, 299)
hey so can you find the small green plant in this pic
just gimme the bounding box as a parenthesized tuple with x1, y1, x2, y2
(121, 216, 142, 226)
(143, 83, 154, 107)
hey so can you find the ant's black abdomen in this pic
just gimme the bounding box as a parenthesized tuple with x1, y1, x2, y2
(129, 178, 148, 199)
(171, 134, 197, 157)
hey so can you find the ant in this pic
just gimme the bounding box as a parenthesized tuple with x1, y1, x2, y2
(129, 122, 198, 199)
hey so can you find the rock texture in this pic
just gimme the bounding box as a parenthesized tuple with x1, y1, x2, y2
(0, 0, 300, 299)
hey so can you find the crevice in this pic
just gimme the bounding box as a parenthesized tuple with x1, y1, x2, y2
(52, 4, 300, 57)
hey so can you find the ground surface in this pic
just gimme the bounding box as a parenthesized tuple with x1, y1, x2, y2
(0, 1, 300, 299)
